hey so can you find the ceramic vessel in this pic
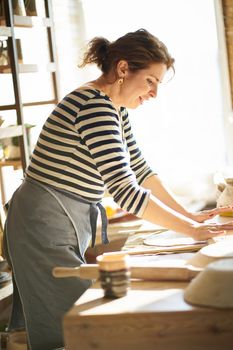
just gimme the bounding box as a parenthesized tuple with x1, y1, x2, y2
(184, 259, 233, 308)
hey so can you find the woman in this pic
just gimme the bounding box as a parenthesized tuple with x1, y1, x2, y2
(3, 28, 233, 350)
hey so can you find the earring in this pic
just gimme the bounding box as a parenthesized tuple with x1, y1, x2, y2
(118, 78, 124, 85)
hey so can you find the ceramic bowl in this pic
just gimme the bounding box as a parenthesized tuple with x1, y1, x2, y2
(184, 258, 233, 308)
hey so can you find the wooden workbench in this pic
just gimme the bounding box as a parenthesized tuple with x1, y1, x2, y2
(64, 216, 233, 350)
(63, 279, 233, 350)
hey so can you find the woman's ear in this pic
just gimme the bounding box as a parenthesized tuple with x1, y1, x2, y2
(116, 60, 129, 78)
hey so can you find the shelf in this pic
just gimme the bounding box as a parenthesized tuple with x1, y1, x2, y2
(0, 64, 38, 73)
(0, 126, 23, 140)
(0, 0, 59, 178)
(0, 63, 56, 74)
(0, 99, 57, 111)
(0, 16, 52, 28)
(0, 26, 11, 37)
(1, 15, 34, 27)
(0, 159, 22, 169)
(23, 99, 57, 107)
(13, 15, 33, 27)
(0, 104, 16, 111)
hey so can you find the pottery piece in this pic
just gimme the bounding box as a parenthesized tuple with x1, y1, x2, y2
(184, 258, 233, 308)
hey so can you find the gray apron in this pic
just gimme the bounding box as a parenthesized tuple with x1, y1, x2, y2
(3, 176, 108, 350)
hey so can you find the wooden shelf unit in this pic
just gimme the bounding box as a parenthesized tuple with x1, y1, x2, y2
(0, 0, 59, 205)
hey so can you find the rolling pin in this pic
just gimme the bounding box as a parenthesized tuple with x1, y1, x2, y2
(52, 263, 202, 282)
(53, 239, 233, 282)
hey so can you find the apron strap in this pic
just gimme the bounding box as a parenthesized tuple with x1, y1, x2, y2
(90, 202, 109, 248)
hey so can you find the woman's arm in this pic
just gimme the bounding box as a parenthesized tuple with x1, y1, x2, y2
(142, 194, 232, 240)
(142, 174, 233, 223)
(142, 174, 192, 218)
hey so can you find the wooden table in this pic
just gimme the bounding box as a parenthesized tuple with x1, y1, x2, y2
(64, 217, 233, 350)
(63, 279, 233, 350)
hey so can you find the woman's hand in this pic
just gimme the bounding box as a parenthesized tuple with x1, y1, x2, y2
(190, 206, 233, 223)
(189, 221, 233, 241)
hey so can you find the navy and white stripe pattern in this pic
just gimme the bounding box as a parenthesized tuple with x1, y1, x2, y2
(27, 88, 155, 217)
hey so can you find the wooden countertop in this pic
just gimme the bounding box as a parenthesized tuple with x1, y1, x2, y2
(63, 279, 233, 350)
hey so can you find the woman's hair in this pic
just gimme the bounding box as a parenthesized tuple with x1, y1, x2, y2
(79, 28, 175, 75)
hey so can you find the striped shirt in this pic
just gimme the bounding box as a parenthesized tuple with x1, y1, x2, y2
(26, 88, 155, 217)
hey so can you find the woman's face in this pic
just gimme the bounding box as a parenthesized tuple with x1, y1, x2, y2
(118, 62, 167, 109)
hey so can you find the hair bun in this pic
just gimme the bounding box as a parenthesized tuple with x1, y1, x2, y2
(96, 38, 110, 60)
